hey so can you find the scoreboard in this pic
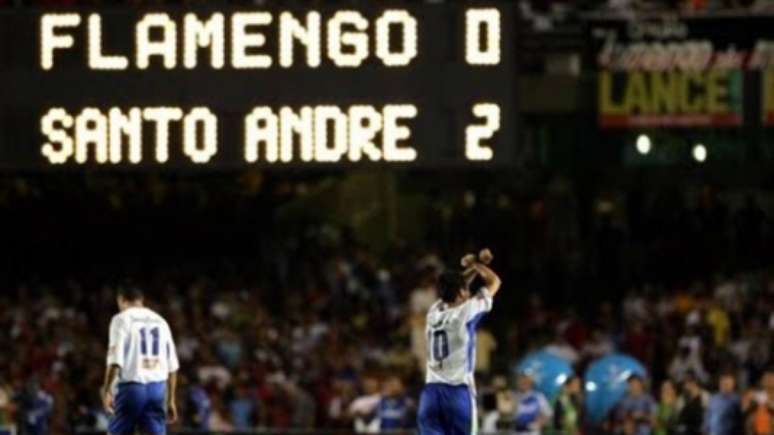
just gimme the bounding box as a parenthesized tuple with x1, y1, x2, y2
(0, 3, 516, 170)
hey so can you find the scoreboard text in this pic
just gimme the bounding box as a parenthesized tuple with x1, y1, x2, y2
(0, 4, 515, 169)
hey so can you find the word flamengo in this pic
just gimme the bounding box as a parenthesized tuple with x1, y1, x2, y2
(41, 10, 420, 70)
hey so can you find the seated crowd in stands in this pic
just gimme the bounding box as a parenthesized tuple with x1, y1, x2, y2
(0, 252, 773, 434)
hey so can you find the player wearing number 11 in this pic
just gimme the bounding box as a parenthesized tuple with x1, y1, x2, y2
(418, 249, 501, 435)
(101, 287, 180, 435)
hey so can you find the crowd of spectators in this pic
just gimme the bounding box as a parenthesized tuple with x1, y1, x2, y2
(519, 0, 774, 33)
(0, 171, 773, 435)
(1, 246, 774, 434)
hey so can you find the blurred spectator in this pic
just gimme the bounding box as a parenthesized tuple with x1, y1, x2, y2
(475, 327, 498, 376)
(197, 353, 231, 391)
(328, 377, 357, 428)
(582, 328, 615, 360)
(513, 372, 552, 435)
(14, 381, 53, 435)
(283, 382, 316, 428)
(375, 376, 413, 430)
(655, 380, 680, 435)
(0, 380, 12, 426)
(208, 398, 233, 432)
(482, 375, 514, 432)
(544, 332, 580, 365)
(706, 300, 731, 349)
(704, 372, 743, 435)
(669, 344, 709, 384)
(552, 375, 583, 435)
(745, 369, 774, 435)
(677, 373, 708, 435)
(480, 388, 500, 433)
(613, 375, 657, 435)
(182, 372, 211, 431)
(228, 383, 256, 430)
(349, 376, 381, 433)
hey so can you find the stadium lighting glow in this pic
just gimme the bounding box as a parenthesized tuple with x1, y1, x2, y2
(635, 134, 651, 155)
(692, 143, 707, 163)
(555, 374, 568, 385)
(585, 381, 597, 392)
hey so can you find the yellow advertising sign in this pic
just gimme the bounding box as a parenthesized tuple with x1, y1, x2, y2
(598, 70, 743, 127)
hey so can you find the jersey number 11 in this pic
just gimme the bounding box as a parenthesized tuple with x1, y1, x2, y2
(140, 327, 160, 357)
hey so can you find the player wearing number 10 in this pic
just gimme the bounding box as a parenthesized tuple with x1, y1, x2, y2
(101, 288, 180, 435)
(418, 249, 502, 435)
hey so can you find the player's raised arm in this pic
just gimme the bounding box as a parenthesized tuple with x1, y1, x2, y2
(471, 249, 501, 297)
(460, 253, 479, 289)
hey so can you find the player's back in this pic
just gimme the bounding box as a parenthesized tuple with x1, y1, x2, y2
(108, 306, 178, 384)
(424, 291, 491, 388)
(107, 305, 179, 435)
(418, 291, 492, 435)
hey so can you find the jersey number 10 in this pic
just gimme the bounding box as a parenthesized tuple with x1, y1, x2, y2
(431, 330, 449, 363)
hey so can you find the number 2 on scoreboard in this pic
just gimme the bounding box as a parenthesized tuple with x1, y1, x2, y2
(465, 103, 501, 161)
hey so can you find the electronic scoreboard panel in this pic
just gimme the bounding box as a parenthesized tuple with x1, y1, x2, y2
(0, 3, 515, 170)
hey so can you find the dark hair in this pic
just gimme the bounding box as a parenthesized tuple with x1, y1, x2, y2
(627, 374, 644, 383)
(117, 287, 144, 302)
(438, 270, 465, 303)
(683, 371, 700, 385)
(563, 374, 580, 387)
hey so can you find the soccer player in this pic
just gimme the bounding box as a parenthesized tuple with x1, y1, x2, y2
(101, 287, 180, 435)
(417, 249, 501, 435)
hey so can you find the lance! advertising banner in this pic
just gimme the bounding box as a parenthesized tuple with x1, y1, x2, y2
(588, 15, 774, 129)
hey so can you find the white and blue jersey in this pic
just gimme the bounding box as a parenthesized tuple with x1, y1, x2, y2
(377, 396, 412, 430)
(186, 385, 212, 430)
(514, 390, 552, 435)
(418, 287, 493, 435)
(106, 306, 179, 435)
(18, 389, 53, 435)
